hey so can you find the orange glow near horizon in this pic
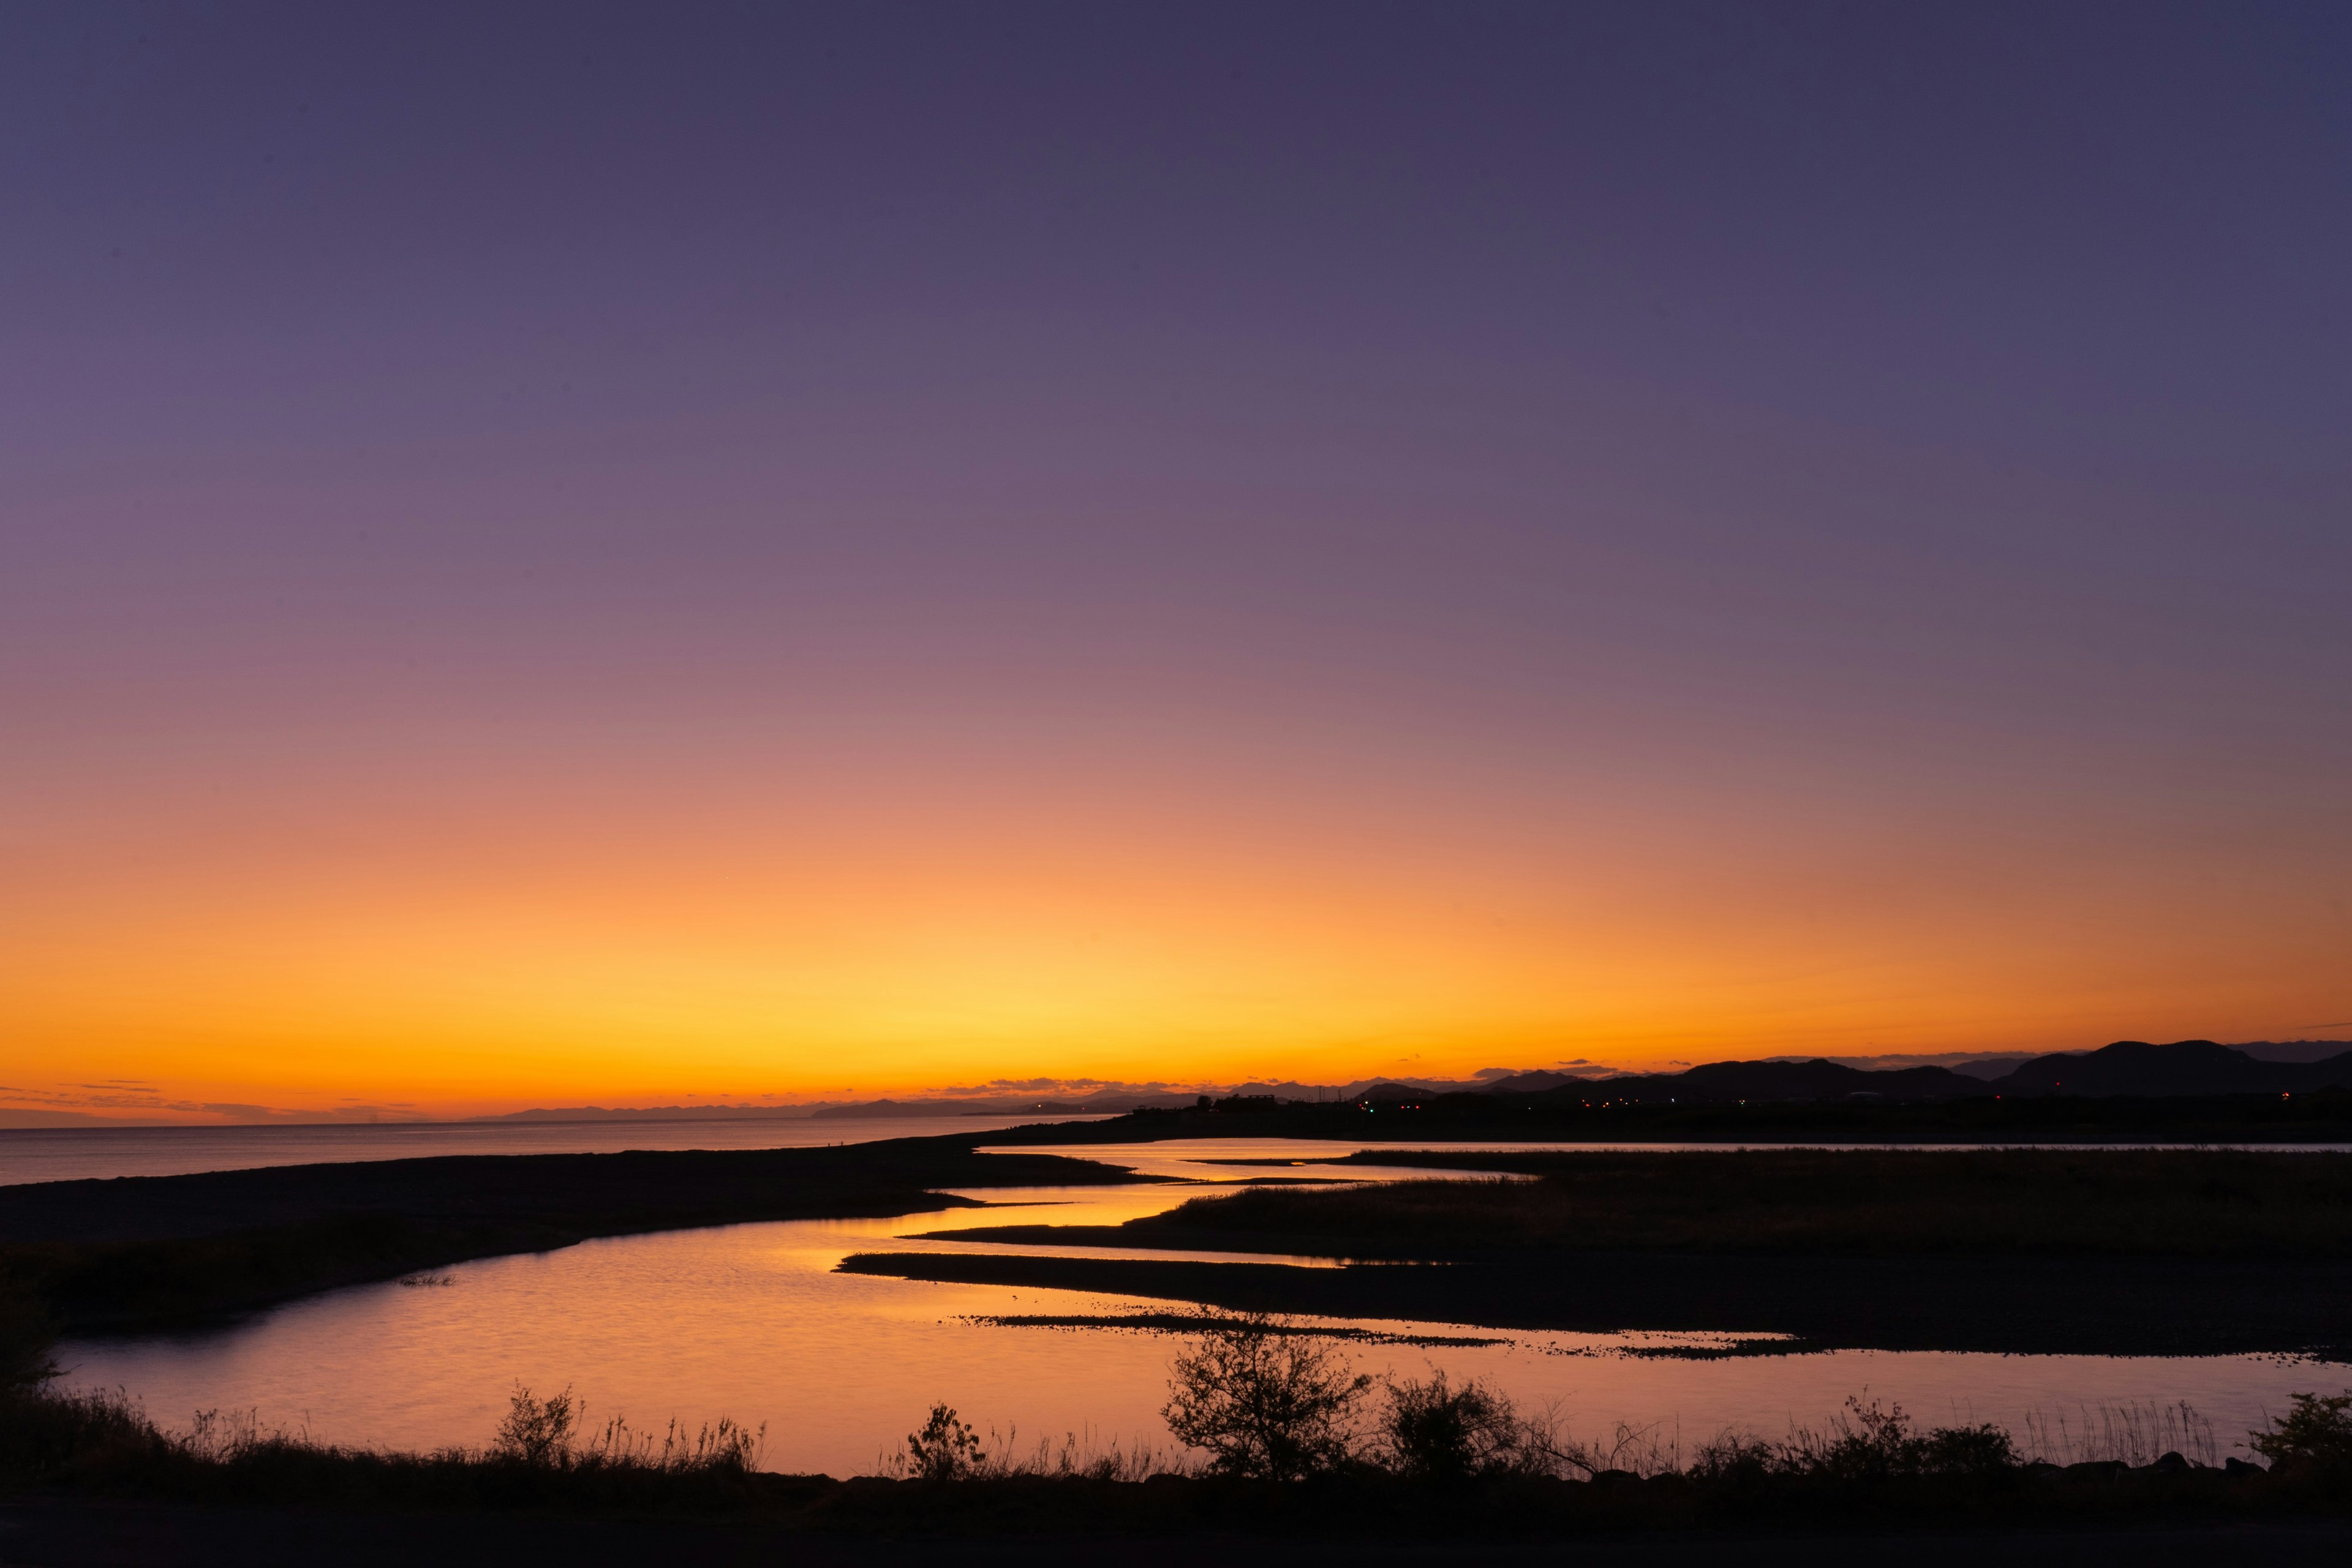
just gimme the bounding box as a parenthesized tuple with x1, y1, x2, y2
(7, 712, 2342, 1121)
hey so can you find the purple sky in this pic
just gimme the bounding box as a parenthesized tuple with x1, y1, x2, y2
(4, 2, 2348, 1110)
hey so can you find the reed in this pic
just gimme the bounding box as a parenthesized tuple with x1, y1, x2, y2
(877, 1409, 1190, 1482)
(2018, 1398, 2222, 1468)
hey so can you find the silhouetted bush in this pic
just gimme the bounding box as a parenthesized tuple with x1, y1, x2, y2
(1161, 1311, 1371, 1479)
(1380, 1371, 1541, 1482)
(1682, 1397, 2013, 1484)
(902, 1403, 984, 1481)
(2250, 1392, 2352, 1479)
(492, 1384, 579, 1467)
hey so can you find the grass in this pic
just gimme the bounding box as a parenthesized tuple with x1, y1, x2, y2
(3, 1355, 2348, 1536)
(0, 1380, 790, 1516)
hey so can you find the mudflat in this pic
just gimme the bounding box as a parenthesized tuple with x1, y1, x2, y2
(940, 1148, 2352, 1256)
(845, 1148, 2352, 1356)
(840, 1248, 2352, 1356)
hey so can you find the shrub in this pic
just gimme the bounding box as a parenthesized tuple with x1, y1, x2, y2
(491, 1384, 579, 1468)
(1689, 1397, 2013, 1484)
(1687, 1433, 1779, 1483)
(1161, 1313, 1371, 1480)
(904, 1403, 984, 1481)
(1799, 1396, 2011, 1480)
(2249, 1392, 2352, 1476)
(1811, 1396, 1923, 1480)
(1380, 1371, 1528, 1483)
(1915, 1420, 2016, 1476)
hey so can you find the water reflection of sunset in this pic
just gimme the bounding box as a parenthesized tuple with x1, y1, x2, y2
(53, 1158, 2326, 1477)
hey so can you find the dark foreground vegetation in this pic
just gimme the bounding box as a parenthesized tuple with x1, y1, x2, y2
(985, 1086, 2352, 1146)
(4, 1311, 2350, 1558)
(853, 1150, 2352, 1357)
(0, 1140, 1159, 1334)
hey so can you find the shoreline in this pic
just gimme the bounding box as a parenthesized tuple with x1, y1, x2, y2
(12, 1123, 2352, 1351)
(0, 1138, 1164, 1335)
(976, 1093, 2352, 1147)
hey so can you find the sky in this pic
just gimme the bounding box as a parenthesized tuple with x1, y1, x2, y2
(3, 1, 2348, 1121)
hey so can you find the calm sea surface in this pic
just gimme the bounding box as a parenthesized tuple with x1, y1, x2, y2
(10, 1120, 2341, 1187)
(51, 1136, 2341, 1477)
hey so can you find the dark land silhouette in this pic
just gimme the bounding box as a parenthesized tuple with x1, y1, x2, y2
(4, 1501, 2349, 1567)
(848, 1149, 2352, 1357)
(1477, 1039, 2352, 1103)
(943, 1148, 2352, 1256)
(841, 1247, 2352, 1359)
(988, 1088, 2352, 1150)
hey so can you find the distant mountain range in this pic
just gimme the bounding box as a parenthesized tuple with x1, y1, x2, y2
(26, 1039, 2331, 1130)
(658, 1039, 2352, 1120)
(464, 1040, 2352, 1124)
(1438, 1039, 2352, 1106)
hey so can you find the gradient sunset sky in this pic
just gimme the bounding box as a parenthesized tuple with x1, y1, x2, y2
(5, 2, 2348, 1120)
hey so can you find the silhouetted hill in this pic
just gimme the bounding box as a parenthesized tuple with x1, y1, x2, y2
(1502, 1058, 1988, 1105)
(1666, 1060, 1986, 1101)
(1994, 1039, 2352, 1097)
(1483, 1040, 2352, 1105)
(2235, 1038, 2352, 1065)
(1357, 1081, 1450, 1103)
(1473, 1071, 1588, 1095)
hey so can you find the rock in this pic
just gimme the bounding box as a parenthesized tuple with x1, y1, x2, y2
(2063, 1460, 2130, 1481)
